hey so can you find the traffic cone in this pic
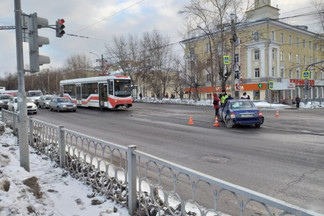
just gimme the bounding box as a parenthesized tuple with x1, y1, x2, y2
(275, 110, 279, 118)
(214, 116, 220, 127)
(188, 115, 194, 125)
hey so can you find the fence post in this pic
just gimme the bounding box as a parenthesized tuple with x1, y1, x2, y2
(12, 112, 16, 134)
(58, 126, 65, 168)
(127, 145, 137, 216)
(29, 117, 33, 146)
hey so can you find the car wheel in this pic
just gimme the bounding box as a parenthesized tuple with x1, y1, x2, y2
(255, 123, 261, 128)
(225, 118, 234, 128)
(57, 107, 60, 112)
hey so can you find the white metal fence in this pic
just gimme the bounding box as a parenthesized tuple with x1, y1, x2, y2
(1, 109, 321, 216)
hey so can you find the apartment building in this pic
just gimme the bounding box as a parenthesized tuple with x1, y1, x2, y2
(182, 0, 324, 103)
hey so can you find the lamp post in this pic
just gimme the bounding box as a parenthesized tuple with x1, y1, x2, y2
(230, 13, 237, 98)
(197, 26, 215, 95)
(89, 52, 105, 75)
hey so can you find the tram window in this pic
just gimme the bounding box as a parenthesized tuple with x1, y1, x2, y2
(63, 84, 76, 98)
(108, 80, 113, 95)
(81, 83, 97, 99)
(114, 80, 131, 97)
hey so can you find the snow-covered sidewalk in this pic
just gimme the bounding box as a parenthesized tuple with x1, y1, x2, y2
(0, 127, 129, 216)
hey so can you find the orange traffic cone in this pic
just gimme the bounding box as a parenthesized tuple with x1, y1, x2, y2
(188, 115, 194, 125)
(275, 110, 279, 118)
(214, 116, 220, 127)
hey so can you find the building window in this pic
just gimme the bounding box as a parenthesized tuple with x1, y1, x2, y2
(289, 35, 292, 45)
(289, 53, 292, 62)
(272, 67, 275, 77)
(280, 33, 284, 43)
(253, 31, 260, 41)
(207, 73, 211, 82)
(281, 68, 284, 78)
(272, 49, 276, 60)
(234, 54, 239, 63)
(206, 43, 210, 53)
(304, 56, 307, 65)
(303, 39, 306, 48)
(315, 43, 318, 51)
(315, 57, 318, 63)
(309, 41, 312, 49)
(310, 56, 312, 64)
(296, 70, 300, 79)
(280, 51, 284, 61)
(289, 69, 292, 79)
(217, 42, 222, 51)
(271, 31, 275, 41)
(254, 50, 260, 60)
(255, 68, 260, 78)
(315, 72, 318, 80)
(296, 54, 300, 63)
(296, 37, 300, 47)
(189, 47, 195, 58)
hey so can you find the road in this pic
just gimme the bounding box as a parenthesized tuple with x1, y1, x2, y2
(33, 102, 324, 214)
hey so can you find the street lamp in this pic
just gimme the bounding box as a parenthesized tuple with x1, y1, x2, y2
(197, 26, 215, 95)
(89, 51, 105, 75)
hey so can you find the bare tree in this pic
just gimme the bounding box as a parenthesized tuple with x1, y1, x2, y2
(312, 0, 324, 33)
(180, 0, 251, 91)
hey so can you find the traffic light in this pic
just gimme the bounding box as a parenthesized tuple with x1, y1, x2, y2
(28, 13, 50, 73)
(56, 19, 65, 37)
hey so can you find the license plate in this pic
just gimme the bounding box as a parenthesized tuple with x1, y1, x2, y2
(241, 114, 254, 117)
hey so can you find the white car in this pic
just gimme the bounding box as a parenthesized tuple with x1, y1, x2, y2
(8, 97, 38, 114)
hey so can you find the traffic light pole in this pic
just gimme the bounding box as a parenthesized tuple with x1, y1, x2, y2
(14, 0, 30, 172)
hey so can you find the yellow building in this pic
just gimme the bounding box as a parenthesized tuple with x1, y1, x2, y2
(182, 0, 324, 103)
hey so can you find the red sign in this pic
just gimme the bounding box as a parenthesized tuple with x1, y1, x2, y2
(290, 79, 314, 86)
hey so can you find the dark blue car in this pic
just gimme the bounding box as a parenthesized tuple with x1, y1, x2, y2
(219, 99, 264, 128)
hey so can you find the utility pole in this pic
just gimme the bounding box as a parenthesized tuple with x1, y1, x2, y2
(14, 0, 30, 172)
(230, 14, 237, 98)
(101, 54, 104, 75)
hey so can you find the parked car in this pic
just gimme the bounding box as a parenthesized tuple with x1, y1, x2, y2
(49, 97, 77, 112)
(38, 95, 55, 109)
(7, 97, 38, 114)
(219, 99, 264, 128)
(0, 94, 13, 110)
(27, 90, 43, 105)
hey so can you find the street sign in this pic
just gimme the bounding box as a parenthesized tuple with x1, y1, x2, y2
(302, 71, 310, 79)
(224, 56, 229, 65)
(268, 81, 274, 90)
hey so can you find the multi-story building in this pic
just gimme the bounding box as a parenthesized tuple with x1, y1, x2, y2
(182, 0, 324, 103)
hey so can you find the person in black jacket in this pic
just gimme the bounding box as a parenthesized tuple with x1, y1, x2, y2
(295, 95, 301, 108)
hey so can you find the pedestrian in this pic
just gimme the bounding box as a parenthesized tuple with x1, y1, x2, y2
(241, 92, 250, 100)
(139, 92, 142, 100)
(220, 89, 228, 107)
(225, 94, 234, 103)
(295, 95, 301, 108)
(213, 93, 220, 117)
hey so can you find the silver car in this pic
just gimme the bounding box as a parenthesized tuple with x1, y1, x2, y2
(38, 95, 55, 109)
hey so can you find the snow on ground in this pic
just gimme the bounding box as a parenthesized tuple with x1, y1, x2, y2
(0, 127, 130, 216)
(136, 97, 324, 109)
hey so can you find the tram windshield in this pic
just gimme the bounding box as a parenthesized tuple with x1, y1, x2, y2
(114, 79, 131, 97)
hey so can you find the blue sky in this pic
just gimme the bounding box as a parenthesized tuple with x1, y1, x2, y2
(0, 0, 319, 77)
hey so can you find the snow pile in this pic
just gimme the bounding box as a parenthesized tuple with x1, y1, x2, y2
(300, 101, 324, 109)
(0, 127, 129, 216)
(252, 101, 290, 109)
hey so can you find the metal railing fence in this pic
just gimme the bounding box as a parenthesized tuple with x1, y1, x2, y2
(1, 109, 321, 216)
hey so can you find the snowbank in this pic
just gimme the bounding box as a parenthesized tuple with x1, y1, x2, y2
(0, 127, 129, 216)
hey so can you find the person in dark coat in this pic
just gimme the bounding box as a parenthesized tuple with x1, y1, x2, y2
(295, 95, 301, 108)
(213, 93, 221, 117)
(225, 94, 234, 103)
(241, 92, 250, 99)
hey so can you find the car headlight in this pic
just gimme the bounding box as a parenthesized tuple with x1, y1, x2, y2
(230, 112, 236, 118)
(73, 104, 76, 107)
(46, 102, 49, 104)
(62, 105, 66, 108)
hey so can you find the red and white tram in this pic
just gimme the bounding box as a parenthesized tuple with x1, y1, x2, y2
(60, 76, 132, 109)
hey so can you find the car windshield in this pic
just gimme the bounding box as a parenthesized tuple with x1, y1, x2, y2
(46, 96, 54, 100)
(230, 101, 255, 110)
(57, 98, 71, 103)
(28, 91, 42, 97)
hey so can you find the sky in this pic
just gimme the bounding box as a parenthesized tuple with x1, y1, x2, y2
(0, 0, 320, 77)
(0, 128, 130, 216)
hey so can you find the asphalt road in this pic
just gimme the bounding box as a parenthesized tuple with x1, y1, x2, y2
(33, 102, 324, 214)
